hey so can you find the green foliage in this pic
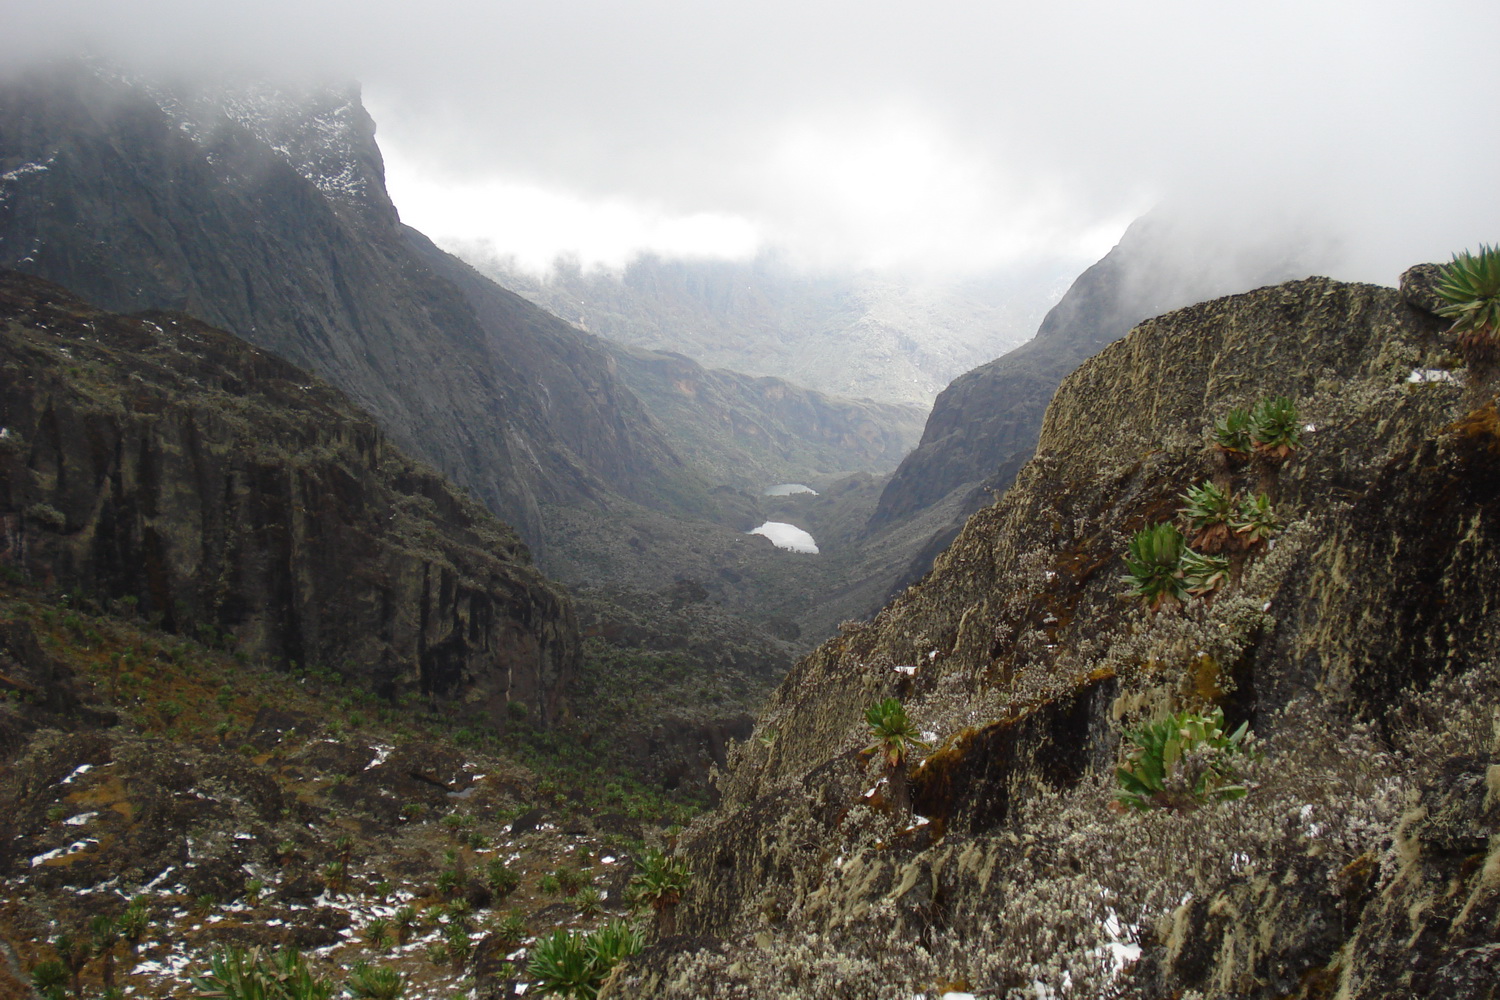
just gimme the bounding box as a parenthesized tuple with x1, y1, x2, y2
(863, 698, 927, 770)
(1115, 708, 1253, 812)
(30, 959, 68, 995)
(1249, 396, 1301, 460)
(486, 858, 521, 897)
(1232, 493, 1283, 548)
(1179, 481, 1235, 552)
(527, 930, 597, 999)
(490, 911, 528, 948)
(346, 962, 405, 1000)
(527, 921, 643, 1000)
(627, 848, 692, 913)
(554, 865, 589, 897)
(574, 885, 605, 916)
(1122, 522, 1189, 610)
(189, 947, 335, 1000)
(392, 906, 416, 944)
(363, 917, 392, 951)
(1212, 407, 1253, 455)
(118, 898, 150, 946)
(538, 873, 562, 896)
(1437, 244, 1500, 349)
(1178, 548, 1230, 597)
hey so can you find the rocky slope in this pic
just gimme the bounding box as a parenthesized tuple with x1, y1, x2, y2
(602, 344, 926, 486)
(870, 213, 1320, 534)
(613, 270, 1500, 998)
(0, 270, 576, 724)
(0, 62, 703, 557)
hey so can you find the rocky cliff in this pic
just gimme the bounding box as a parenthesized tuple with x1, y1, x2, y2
(870, 214, 1317, 533)
(615, 270, 1500, 998)
(0, 270, 578, 724)
(0, 62, 704, 559)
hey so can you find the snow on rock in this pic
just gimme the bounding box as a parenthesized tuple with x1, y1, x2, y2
(749, 521, 819, 554)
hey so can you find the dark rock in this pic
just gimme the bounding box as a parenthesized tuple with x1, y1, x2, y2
(0, 271, 578, 726)
(1400, 262, 1449, 316)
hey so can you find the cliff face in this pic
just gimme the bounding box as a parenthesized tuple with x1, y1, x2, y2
(870, 214, 1315, 532)
(0, 63, 693, 556)
(618, 272, 1500, 998)
(0, 271, 578, 724)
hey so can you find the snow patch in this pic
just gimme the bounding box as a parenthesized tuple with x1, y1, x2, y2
(1407, 368, 1460, 384)
(63, 812, 98, 826)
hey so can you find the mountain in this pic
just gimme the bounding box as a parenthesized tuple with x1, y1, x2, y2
(601, 344, 926, 486)
(468, 249, 1068, 407)
(0, 62, 708, 556)
(870, 213, 1323, 534)
(0, 269, 576, 726)
(614, 269, 1500, 998)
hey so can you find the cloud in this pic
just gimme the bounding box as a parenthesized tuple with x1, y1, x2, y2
(4, 0, 1499, 280)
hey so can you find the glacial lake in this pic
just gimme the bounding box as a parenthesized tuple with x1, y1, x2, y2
(749, 521, 819, 553)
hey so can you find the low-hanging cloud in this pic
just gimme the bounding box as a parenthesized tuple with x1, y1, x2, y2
(4, 0, 1498, 281)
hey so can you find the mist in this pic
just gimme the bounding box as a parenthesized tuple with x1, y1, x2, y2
(3, 0, 1497, 284)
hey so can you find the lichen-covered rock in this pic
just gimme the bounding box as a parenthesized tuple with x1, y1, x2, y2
(615, 274, 1500, 998)
(0, 271, 578, 723)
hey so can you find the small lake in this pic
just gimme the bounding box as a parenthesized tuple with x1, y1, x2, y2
(764, 483, 818, 497)
(749, 521, 819, 553)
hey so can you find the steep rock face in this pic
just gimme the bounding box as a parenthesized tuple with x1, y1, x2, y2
(870, 215, 1315, 532)
(617, 274, 1500, 997)
(0, 272, 578, 724)
(0, 62, 691, 555)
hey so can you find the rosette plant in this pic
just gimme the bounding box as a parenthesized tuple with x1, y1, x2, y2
(1179, 481, 1236, 553)
(1232, 493, 1283, 549)
(1115, 708, 1252, 812)
(1123, 522, 1188, 611)
(1249, 397, 1301, 461)
(1178, 548, 1230, 597)
(1437, 244, 1500, 361)
(864, 697, 928, 813)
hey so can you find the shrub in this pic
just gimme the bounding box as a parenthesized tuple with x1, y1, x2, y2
(1178, 548, 1230, 596)
(346, 962, 405, 1000)
(1232, 493, 1282, 548)
(1437, 244, 1500, 357)
(555, 865, 589, 897)
(1249, 396, 1301, 461)
(863, 698, 927, 770)
(1122, 522, 1188, 611)
(527, 921, 643, 1000)
(30, 959, 68, 1000)
(188, 947, 335, 1000)
(1115, 707, 1252, 812)
(486, 858, 521, 898)
(1179, 481, 1235, 552)
(1212, 407, 1253, 456)
(574, 885, 604, 916)
(490, 911, 528, 948)
(628, 849, 692, 914)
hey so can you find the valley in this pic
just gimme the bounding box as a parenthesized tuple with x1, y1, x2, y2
(1, 55, 1497, 1000)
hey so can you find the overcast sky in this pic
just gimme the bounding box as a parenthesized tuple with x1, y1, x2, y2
(5, 0, 1499, 281)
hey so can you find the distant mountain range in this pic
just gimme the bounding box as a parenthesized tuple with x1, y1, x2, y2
(466, 248, 1073, 407)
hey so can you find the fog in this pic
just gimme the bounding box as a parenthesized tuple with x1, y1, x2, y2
(4, 0, 1498, 282)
